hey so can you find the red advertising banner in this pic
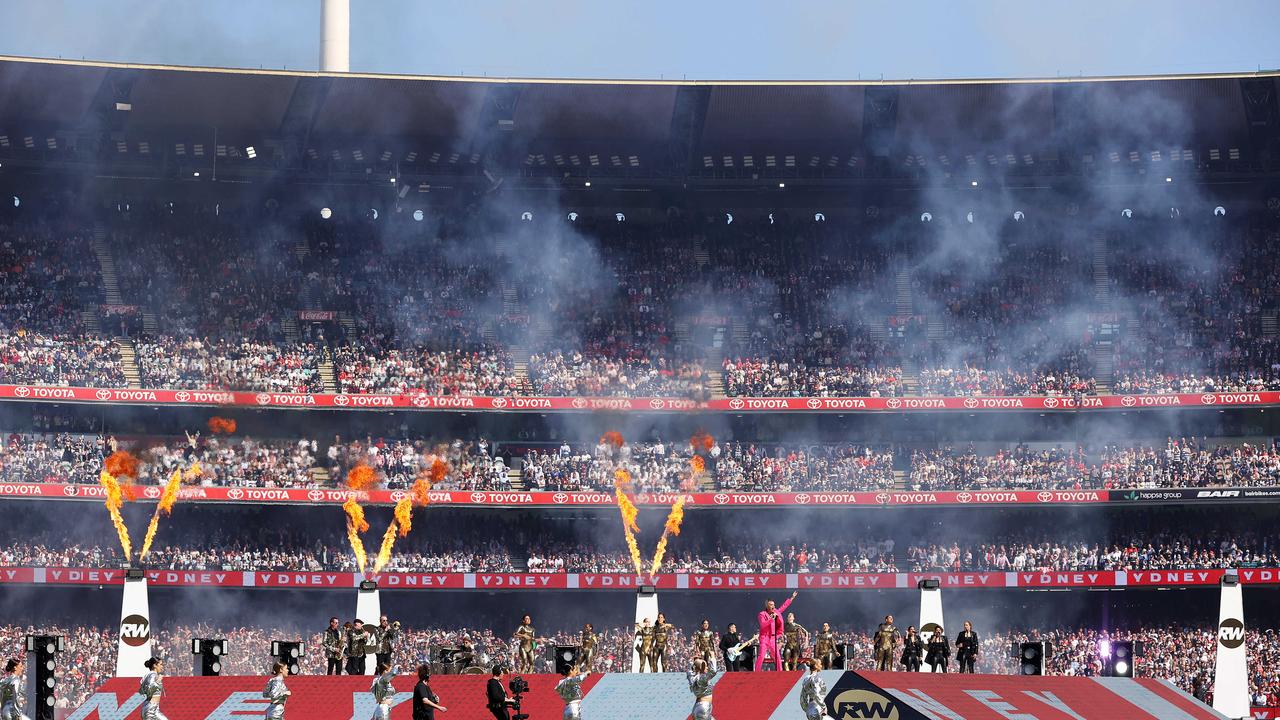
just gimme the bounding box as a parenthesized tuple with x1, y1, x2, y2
(0, 483, 1112, 508)
(3, 384, 1279, 415)
(10, 567, 1280, 591)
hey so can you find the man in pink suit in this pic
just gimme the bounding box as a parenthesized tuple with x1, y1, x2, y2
(755, 591, 799, 670)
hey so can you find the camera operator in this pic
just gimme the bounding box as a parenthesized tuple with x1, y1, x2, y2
(486, 666, 515, 720)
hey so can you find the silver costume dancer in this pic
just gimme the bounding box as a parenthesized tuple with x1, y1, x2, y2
(139, 668, 167, 720)
(686, 662, 720, 720)
(554, 667, 588, 720)
(262, 669, 290, 719)
(369, 668, 396, 720)
(800, 663, 828, 720)
(0, 661, 28, 720)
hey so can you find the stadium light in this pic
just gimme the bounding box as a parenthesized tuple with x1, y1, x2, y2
(920, 212, 932, 223)
(778, 182, 785, 188)
(567, 212, 578, 222)
(1114, 660, 1129, 675)
(1214, 206, 1226, 217)
(1121, 208, 1133, 219)
(615, 212, 626, 222)
(192, 172, 200, 178)
(584, 181, 591, 187)
(768, 213, 775, 225)
(1013, 210, 1025, 222)
(966, 211, 975, 224)
(413, 210, 424, 222)
(726, 213, 734, 225)
(11, 196, 18, 208)
(814, 212, 825, 223)
(245, 146, 257, 159)
(1165, 177, 1172, 183)
(320, 207, 333, 220)
(369, 208, 379, 220)
(521, 211, 533, 222)
(971, 180, 979, 187)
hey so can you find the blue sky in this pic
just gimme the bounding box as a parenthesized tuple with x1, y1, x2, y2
(2, 1, 1279, 80)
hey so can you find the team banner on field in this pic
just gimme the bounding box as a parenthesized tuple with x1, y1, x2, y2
(6, 567, 1279, 591)
(3, 384, 1280, 414)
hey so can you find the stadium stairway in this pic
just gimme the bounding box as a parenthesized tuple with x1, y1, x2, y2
(1264, 311, 1278, 337)
(114, 339, 141, 388)
(894, 266, 913, 316)
(318, 347, 338, 393)
(89, 224, 143, 387)
(90, 225, 124, 305)
(1091, 232, 1115, 393)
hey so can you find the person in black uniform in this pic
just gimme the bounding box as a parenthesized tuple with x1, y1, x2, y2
(486, 665, 514, 720)
(955, 621, 979, 674)
(901, 626, 924, 672)
(925, 625, 950, 673)
(413, 664, 447, 720)
(719, 623, 742, 672)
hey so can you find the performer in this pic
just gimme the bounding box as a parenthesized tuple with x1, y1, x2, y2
(575, 624, 597, 672)
(814, 623, 838, 670)
(800, 659, 828, 720)
(686, 658, 720, 720)
(486, 666, 514, 720)
(0, 659, 27, 720)
(323, 617, 345, 675)
(872, 615, 900, 672)
(139, 657, 167, 720)
(262, 662, 291, 720)
(650, 613, 674, 672)
(718, 623, 742, 672)
(925, 625, 950, 673)
(955, 621, 979, 674)
(413, 664, 446, 720)
(555, 663, 588, 720)
(901, 626, 924, 673)
(513, 615, 537, 674)
(634, 618, 655, 672)
(375, 616, 400, 669)
(347, 619, 371, 675)
(369, 661, 396, 720)
(783, 612, 808, 671)
(755, 591, 798, 671)
(693, 619, 717, 670)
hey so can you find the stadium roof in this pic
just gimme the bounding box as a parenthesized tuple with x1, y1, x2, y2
(0, 55, 1277, 188)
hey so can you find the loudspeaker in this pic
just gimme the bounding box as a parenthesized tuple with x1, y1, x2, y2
(24, 635, 63, 720)
(271, 640, 303, 676)
(1019, 642, 1047, 676)
(191, 638, 227, 677)
(554, 645, 579, 675)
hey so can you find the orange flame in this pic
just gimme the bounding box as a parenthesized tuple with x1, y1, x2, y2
(206, 416, 237, 434)
(105, 451, 139, 479)
(690, 455, 706, 474)
(139, 467, 187, 560)
(345, 463, 379, 491)
(98, 470, 133, 561)
(426, 456, 450, 485)
(342, 497, 369, 573)
(600, 431, 624, 448)
(372, 460, 443, 573)
(612, 469, 644, 576)
(690, 432, 715, 452)
(650, 495, 688, 576)
(372, 516, 400, 573)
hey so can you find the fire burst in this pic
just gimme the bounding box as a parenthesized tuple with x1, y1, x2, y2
(206, 416, 237, 434)
(613, 468, 644, 576)
(651, 436, 710, 576)
(139, 463, 199, 561)
(370, 455, 450, 573)
(98, 471, 133, 562)
(343, 497, 370, 573)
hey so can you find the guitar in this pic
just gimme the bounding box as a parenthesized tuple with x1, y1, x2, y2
(726, 635, 759, 662)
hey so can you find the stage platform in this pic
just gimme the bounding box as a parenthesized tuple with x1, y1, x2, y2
(68, 669, 1229, 719)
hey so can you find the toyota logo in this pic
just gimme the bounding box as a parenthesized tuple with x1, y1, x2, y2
(728, 398, 745, 410)
(470, 492, 488, 504)
(957, 492, 972, 503)
(227, 488, 245, 500)
(795, 493, 811, 504)
(390, 491, 408, 502)
(491, 398, 508, 409)
(307, 490, 325, 502)
(571, 398, 587, 409)
(145, 486, 160, 498)
(875, 493, 890, 504)
(886, 398, 902, 409)
(713, 494, 729, 505)
(410, 394, 430, 408)
(1201, 393, 1217, 405)
(963, 397, 979, 409)
(1037, 491, 1054, 502)
(333, 394, 350, 406)
(1121, 395, 1136, 407)
(1043, 397, 1059, 409)
(649, 399, 665, 409)
(553, 493, 569, 504)
(636, 493, 650, 504)
(95, 389, 112, 401)
(174, 391, 191, 403)
(256, 393, 273, 405)
(62, 485, 79, 496)
(14, 386, 30, 397)
(806, 398, 822, 410)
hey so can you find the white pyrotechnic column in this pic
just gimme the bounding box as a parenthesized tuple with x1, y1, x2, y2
(356, 582, 381, 675)
(632, 588, 659, 673)
(1213, 572, 1249, 719)
(116, 573, 153, 677)
(320, 0, 350, 72)
(917, 579, 945, 672)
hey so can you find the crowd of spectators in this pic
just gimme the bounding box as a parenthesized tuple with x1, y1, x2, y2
(4, 620, 1277, 709)
(135, 338, 324, 393)
(530, 351, 708, 398)
(721, 358, 902, 397)
(333, 344, 519, 395)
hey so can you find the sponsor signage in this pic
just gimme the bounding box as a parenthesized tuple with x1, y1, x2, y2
(1113, 487, 1280, 502)
(3, 568, 1274, 592)
(4, 384, 1280, 415)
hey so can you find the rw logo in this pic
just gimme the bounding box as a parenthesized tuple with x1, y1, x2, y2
(832, 690, 900, 719)
(119, 614, 151, 646)
(1219, 618, 1245, 649)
